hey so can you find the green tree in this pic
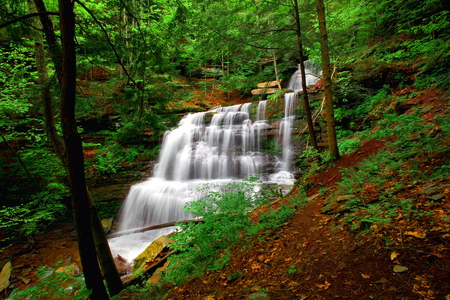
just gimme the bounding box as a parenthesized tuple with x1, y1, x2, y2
(316, 0, 339, 159)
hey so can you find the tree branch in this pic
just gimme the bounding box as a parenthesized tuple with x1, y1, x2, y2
(74, 0, 141, 90)
(0, 11, 58, 29)
(107, 219, 205, 239)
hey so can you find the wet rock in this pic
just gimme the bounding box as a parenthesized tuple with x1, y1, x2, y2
(114, 256, 131, 276)
(132, 234, 173, 275)
(146, 261, 170, 285)
(101, 218, 114, 233)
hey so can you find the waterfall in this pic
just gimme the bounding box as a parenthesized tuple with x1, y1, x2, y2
(109, 69, 319, 262)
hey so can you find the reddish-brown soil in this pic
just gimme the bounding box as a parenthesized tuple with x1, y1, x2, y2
(162, 139, 450, 300)
(0, 223, 80, 299)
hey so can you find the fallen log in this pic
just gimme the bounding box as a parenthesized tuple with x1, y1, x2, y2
(251, 88, 293, 95)
(107, 219, 204, 239)
(257, 80, 282, 88)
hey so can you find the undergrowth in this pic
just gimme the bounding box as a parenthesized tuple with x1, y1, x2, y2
(7, 262, 91, 300)
(332, 105, 450, 232)
(162, 177, 304, 286)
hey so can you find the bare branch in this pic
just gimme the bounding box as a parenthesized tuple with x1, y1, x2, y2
(107, 219, 205, 238)
(74, 0, 140, 89)
(0, 11, 58, 29)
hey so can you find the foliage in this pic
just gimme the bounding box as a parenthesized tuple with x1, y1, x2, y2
(0, 41, 38, 129)
(296, 145, 333, 177)
(85, 141, 159, 178)
(7, 263, 91, 300)
(338, 138, 361, 155)
(334, 85, 391, 123)
(332, 108, 449, 232)
(163, 177, 296, 285)
(0, 147, 69, 240)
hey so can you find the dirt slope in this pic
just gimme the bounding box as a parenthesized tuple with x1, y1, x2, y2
(164, 140, 450, 300)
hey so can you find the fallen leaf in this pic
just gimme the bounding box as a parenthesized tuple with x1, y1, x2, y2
(390, 251, 399, 260)
(405, 231, 426, 239)
(316, 281, 331, 290)
(374, 277, 389, 284)
(21, 268, 32, 276)
(361, 274, 370, 279)
(20, 277, 31, 284)
(393, 265, 408, 273)
(430, 251, 443, 259)
(0, 262, 12, 292)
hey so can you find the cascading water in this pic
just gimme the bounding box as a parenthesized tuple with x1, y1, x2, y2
(268, 62, 321, 183)
(108, 66, 320, 262)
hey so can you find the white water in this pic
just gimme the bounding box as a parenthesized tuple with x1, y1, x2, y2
(108, 67, 320, 262)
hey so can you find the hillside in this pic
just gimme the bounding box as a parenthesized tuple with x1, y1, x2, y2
(120, 53, 450, 299)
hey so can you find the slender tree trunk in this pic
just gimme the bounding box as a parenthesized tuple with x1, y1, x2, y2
(316, 0, 339, 159)
(292, 0, 319, 151)
(28, 0, 66, 162)
(58, 1, 109, 298)
(273, 52, 282, 90)
(89, 192, 124, 296)
(34, 1, 124, 295)
(33, 0, 63, 83)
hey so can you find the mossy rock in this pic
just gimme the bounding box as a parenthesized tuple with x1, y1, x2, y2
(132, 234, 173, 275)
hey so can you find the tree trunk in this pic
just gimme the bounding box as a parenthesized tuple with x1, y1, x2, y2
(57, 1, 110, 299)
(28, 0, 66, 163)
(33, 0, 63, 83)
(88, 192, 124, 296)
(272, 52, 282, 90)
(316, 0, 339, 159)
(292, 0, 319, 151)
(34, 0, 124, 295)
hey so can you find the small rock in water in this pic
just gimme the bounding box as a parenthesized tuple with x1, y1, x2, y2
(101, 218, 114, 233)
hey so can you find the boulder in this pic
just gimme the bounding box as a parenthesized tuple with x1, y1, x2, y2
(132, 234, 173, 275)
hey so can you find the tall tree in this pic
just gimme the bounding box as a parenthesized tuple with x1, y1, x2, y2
(57, 0, 109, 298)
(27, 0, 125, 294)
(316, 0, 339, 159)
(292, 0, 319, 150)
(28, 0, 67, 162)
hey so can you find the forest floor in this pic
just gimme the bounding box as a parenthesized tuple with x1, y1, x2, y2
(2, 85, 450, 300)
(159, 139, 450, 300)
(5, 136, 449, 300)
